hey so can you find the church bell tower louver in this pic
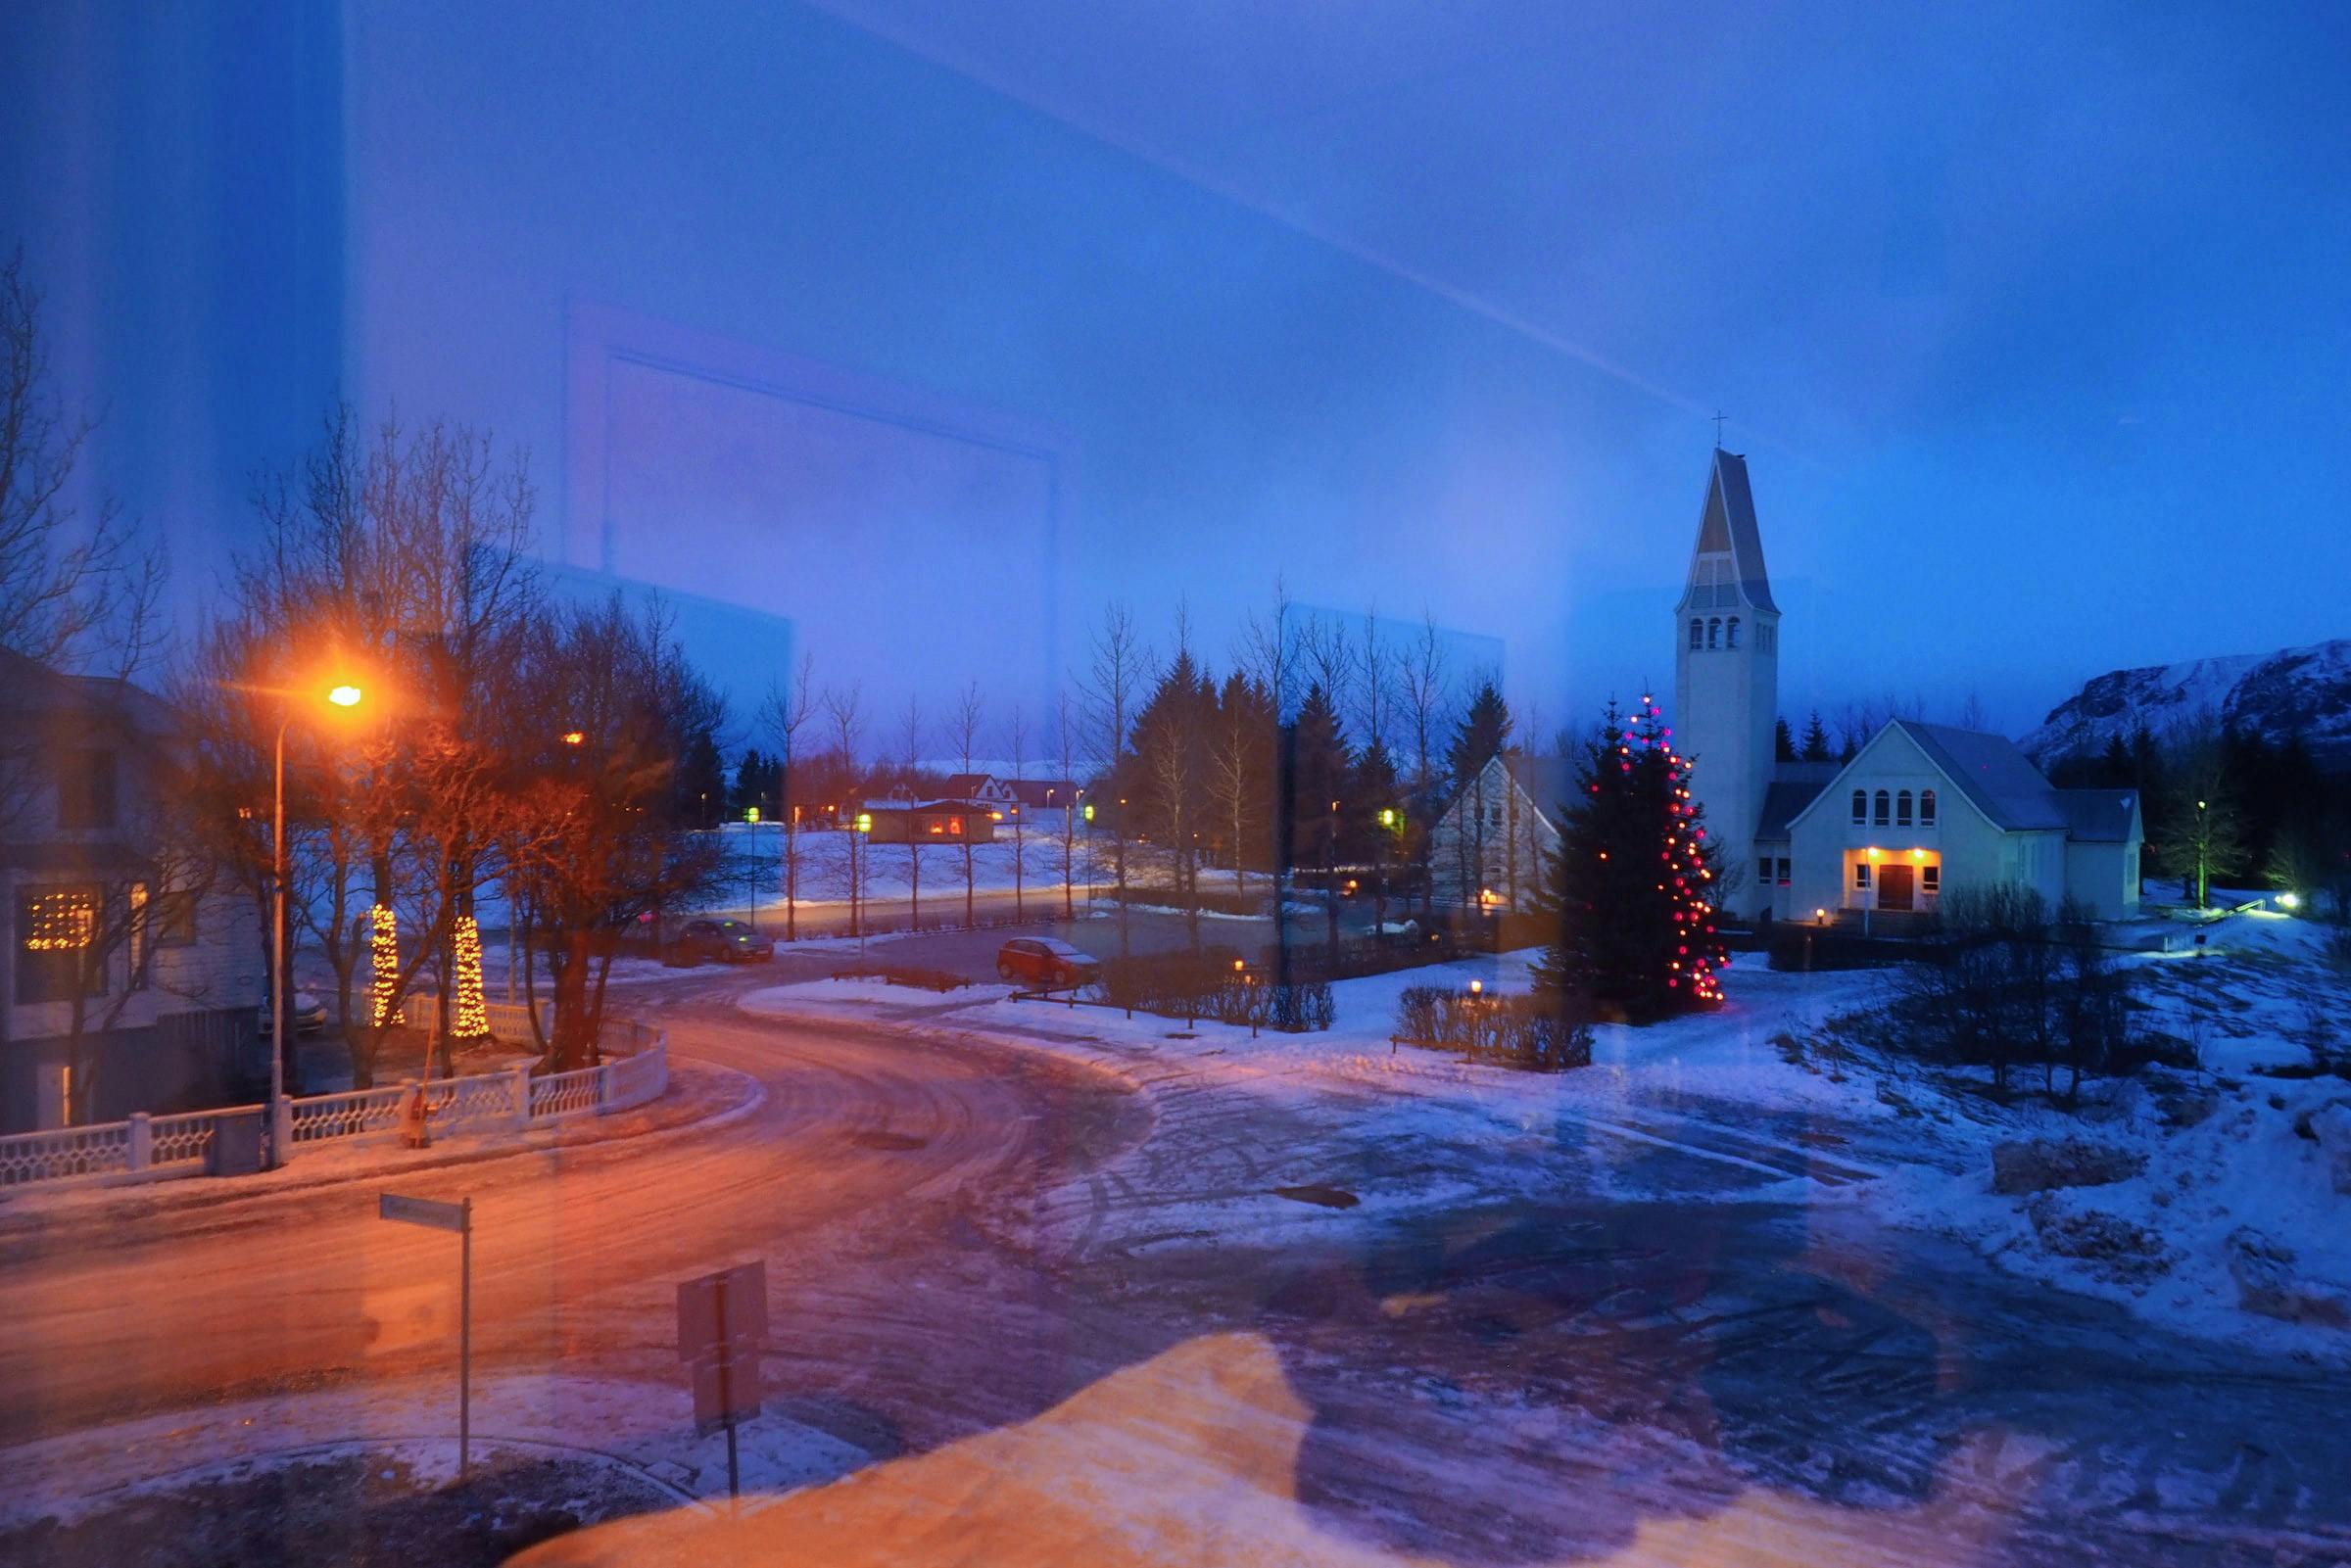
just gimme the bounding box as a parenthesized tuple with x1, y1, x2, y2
(1671, 449, 1780, 919)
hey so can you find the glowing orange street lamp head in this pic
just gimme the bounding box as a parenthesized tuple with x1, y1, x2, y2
(326, 684, 363, 708)
(561, 730, 586, 746)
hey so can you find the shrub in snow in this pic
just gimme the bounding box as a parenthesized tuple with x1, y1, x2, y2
(2028, 1202, 2170, 1285)
(2227, 1227, 2351, 1329)
(2303, 1103, 2351, 1196)
(1392, 985, 1593, 1071)
(1991, 1138, 2147, 1195)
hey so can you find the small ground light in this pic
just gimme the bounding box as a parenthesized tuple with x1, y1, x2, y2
(561, 730, 585, 745)
(1468, 978, 1482, 996)
(2279, 891, 2300, 910)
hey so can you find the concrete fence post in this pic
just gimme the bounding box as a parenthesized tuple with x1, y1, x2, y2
(270, 1095, 295, 1162)
(509, 1063, 534, 1130)
(127, 1112, 152, 1172)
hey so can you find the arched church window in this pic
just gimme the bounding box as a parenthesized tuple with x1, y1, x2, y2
(1706, 617, 1720, 649)
(1896, 789, 1913, 827)
(1920, 789, 1937, 826)
(1873, 789, 1890, 826)
(1689, 618, 1703, 649)
(1850, 789, 1866, 825)
(1726, 617, 1741, 648)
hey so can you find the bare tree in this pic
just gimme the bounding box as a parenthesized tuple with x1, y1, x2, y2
(824, 682, 865, 932)
(0, 248, 164, 682)
(1002, 699, 1032, 921)
(948, 679, 984, 929)
(504, 595, 726, 1069)
(1054, 689, 1081, 922)
(1399, 609, 1450, 800)
(900, 694, 925, 929)
(759, 651, 817, 941)
(1083, 602, 1152, 957)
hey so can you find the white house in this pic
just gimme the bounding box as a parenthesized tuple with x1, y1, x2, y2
(2, 651, 264, 1131)
(1672, 450, 2142, 926)
(1427, 753, 1574, 911)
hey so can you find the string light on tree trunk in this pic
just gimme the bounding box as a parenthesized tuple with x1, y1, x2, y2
(368, 904, 400, 1027)
(451, 913, 490, 1042)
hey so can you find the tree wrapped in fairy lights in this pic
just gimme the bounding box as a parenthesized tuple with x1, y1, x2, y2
(1532, 693, 1727, 1021)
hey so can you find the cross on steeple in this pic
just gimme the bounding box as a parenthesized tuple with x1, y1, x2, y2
(1711, 410, 1728, 448)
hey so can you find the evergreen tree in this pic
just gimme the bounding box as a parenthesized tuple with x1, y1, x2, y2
(1774, 716, 1797, 763)
(1128, 649, 1214, 941)
(678, 725, 726, 830)
(1533, 695, 1726, 1021)
(1351, 736, 1404, 929)
(730, 747, 774, 816)
(1287, 683, 1352, 948)
(1799, 709, 1833, 762)
(2096, 733, 2134, 788)
(1445, 679, 1512, 784)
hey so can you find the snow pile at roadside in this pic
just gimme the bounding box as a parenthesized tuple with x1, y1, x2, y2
(1861, 1072, 2351, 1357)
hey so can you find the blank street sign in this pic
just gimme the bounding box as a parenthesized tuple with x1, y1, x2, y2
(379, 1193, 469, 1233)
(676, 1259, 768, 1363)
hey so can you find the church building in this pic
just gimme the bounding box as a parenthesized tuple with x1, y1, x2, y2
(1674, 450, 2142, 927)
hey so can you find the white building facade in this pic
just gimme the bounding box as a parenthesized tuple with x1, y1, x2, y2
(1670, 451, 2143, 927)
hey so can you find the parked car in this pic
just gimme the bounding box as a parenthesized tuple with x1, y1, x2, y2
(663, 918, 776, 966)
(995, 937, 1100, 989)
(258, 989, 328, 1037)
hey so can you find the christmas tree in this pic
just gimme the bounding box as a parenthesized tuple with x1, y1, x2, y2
(1533, 693, 1727, 1021)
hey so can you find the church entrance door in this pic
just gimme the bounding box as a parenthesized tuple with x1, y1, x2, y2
(1878, 863, 1915, 911)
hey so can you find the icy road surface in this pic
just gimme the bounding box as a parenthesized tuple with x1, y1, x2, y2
(4, 964, 2348, 1566)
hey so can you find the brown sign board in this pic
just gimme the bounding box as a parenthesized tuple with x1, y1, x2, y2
(676, 1259, 768, 1362)
(690, 1347, 763, 1433)
(379, 1193, 469, 1233)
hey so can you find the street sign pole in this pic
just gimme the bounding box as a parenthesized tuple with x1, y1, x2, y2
(677, 1259, 766, 1511)
(378, 1191, 474, 1479)
(458, 1195, 472, 1478)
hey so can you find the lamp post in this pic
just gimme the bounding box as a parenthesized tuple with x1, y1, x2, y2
(267, 681, 363, 1168)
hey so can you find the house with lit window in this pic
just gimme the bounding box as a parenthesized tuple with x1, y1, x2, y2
(1427, 753, 1573, 911)
(940, 773, 1021, 820)
(1, 650, 263, 1132)
(1672, 450, 2142, 927)
(857, 799, 997, 846)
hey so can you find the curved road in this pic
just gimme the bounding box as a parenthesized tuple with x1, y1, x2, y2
(6, 971, 2351, 1565)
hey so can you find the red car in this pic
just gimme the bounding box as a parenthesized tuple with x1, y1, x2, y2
(995, 937, 1099, 989)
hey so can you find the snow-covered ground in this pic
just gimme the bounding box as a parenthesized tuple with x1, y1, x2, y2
(743, 910, 2351, 1360)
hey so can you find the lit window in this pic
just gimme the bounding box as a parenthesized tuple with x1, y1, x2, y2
(1920, 789, 1936, 826)
(1850, 789, 1866, 825)
(17, 886, 104, 1005)
(1853, 862, 1870, 890)
(948, 817, 964, 835)
(1726, 616, 1741, 648)
(1895, 789, 1912, 827)
(1873, 789, 1890, 826)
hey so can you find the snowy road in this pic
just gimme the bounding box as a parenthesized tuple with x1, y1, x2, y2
(6, 969, 2351, 1565)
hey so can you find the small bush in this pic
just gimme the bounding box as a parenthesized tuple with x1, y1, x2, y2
(1393, 985, 1593, 1071)
(1092, 952, 1333, 1032)
(833, 965, 967, 993)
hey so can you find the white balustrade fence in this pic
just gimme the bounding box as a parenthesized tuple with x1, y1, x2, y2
(0, 1017, 668, 1192)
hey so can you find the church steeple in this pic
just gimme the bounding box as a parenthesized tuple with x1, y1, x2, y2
(1672, 448, 1782, 919)
(1677, 448, 1777, 616)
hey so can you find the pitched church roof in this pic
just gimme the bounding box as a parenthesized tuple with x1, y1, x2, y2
(1895, 721, 2073, 831)
(1690, 449, 1778, 613)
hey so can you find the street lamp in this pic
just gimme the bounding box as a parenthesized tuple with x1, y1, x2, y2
(270, 679, 363, 1168)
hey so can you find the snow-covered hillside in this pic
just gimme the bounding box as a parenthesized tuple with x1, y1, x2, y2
(2024, 639, 2351, 768)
